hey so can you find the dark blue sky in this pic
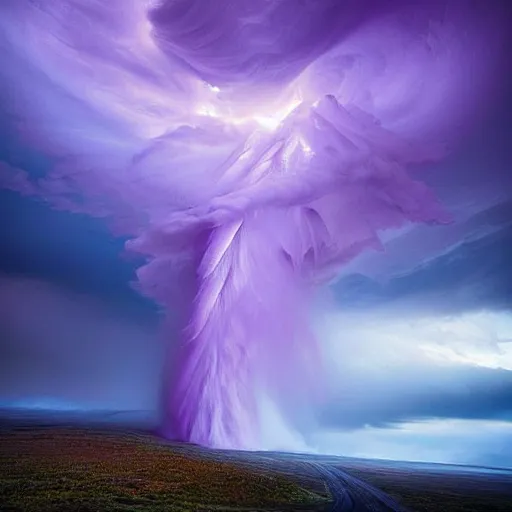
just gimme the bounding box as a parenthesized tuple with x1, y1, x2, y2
(0, 188, 155, 317)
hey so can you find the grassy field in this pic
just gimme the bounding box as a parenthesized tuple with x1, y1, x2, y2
(0, 428, 331, 512)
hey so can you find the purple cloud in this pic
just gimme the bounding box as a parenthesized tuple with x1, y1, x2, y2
(0, 0, 509, 449)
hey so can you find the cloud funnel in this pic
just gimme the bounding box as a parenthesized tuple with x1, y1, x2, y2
(0, 0, 508, 449)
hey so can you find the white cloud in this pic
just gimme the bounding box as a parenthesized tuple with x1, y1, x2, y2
(311, 419, 512, 468)
(319, 308, 512, 373)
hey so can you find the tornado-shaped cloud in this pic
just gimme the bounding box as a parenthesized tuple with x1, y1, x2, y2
(0, 0, 508, 449)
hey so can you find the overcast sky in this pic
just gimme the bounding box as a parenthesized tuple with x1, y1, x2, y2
(1, 84, 511, 467)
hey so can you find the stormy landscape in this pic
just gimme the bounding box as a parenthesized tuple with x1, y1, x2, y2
(0, 1, 511, 511)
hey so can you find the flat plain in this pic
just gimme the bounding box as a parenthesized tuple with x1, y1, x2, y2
(1, 410, 511, 511)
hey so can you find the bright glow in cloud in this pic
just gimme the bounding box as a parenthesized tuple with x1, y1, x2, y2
(196, 88, 303, 131)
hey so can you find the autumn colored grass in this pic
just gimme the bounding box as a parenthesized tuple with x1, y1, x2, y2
(0, 427, 330, 511)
